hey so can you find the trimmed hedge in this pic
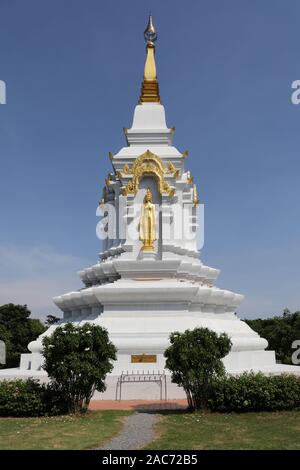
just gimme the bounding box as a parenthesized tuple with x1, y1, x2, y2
(0, 379, 67, 417)
(209, 372, 300, 412)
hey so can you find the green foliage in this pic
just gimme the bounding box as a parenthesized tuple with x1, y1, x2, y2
(43, 323, 117, 413)
(0, 379, 67, 417)
(45, 315, 61, 325)
(209, 372, 300, 412)
(245, 309, 300, 364)
(0, 410, 131, 450)
(164, 327, 232, 410)
(0, 304, 46, 368)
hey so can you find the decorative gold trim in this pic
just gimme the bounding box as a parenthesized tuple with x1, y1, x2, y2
(182, 150, 189, 159)
(140, 78, 160, 104)
(116, 165, 132, 181)
(109, 152, 114, 161)
(187, 170, 194, 185)
(142, 244, 155, 251)
(166, 162, 179, 179)
(170, 126, 176, 134)
(122, 163, 132, 174)
(122, 180, 135, 196)
(122, 150, 175, 196)
(193, 184, 199, 207)
(167, 162, 175, 173)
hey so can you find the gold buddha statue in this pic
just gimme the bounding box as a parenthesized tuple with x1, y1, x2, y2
(139, 188, 156, 250)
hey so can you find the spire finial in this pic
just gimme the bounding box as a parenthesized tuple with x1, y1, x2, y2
(144, 15, 157, 45)
(139, 15, 160, 104)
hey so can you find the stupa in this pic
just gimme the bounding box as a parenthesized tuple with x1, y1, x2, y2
(2, 17, 299, 397)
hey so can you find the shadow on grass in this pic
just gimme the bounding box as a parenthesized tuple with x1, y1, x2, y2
(132, 403, 190, 414)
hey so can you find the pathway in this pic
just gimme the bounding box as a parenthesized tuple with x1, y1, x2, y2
(97, 400, 187, 450)
(99, 412, 159, 450)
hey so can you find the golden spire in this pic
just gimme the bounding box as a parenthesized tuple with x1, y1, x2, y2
(139, 15, 160, 104)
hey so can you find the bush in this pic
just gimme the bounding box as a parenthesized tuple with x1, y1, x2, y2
(209, 372, 300, 412)
(0, 379, 67, 417)
(0, 379, 45, 417)
(165, 328, 232, 410)
(43, 323, 117, 413)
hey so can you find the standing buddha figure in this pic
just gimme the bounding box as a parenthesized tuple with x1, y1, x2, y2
(139, 188, 156, 250)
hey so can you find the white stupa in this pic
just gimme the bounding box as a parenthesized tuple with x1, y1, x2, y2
(2, 17, 299, 398)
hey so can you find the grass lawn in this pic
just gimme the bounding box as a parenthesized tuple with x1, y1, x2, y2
(0, 410, 131, 450)
(147, 410, 300, 450)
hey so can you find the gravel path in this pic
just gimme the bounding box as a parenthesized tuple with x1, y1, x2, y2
(99, 413, 159, 450)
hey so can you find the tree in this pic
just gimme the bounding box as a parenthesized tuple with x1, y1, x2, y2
(164, 327, 232, 410)
(283, 308, 291, 318)
(245, 310, 300, 364)
(0, 304, 46, 368)
(45, 315, 61, 326)
(42, 323, 117, 413)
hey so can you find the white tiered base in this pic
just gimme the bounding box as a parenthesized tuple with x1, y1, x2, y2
(1, 260, 300, 399)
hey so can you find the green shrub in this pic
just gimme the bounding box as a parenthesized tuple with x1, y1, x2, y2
(0, 379, 67, 417)
(165, 327, 232, 410)
(209, 372, 300, 412)
(0, 379, 45, 417)
(43, 323, 117, 413)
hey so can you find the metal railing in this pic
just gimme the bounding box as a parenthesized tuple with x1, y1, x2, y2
(115, 370, 167, 401)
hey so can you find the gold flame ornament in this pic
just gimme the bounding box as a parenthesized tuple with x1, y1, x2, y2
(139, 188, 156, 250)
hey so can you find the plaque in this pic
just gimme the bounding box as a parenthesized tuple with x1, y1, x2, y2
(131, 354, 157, 363)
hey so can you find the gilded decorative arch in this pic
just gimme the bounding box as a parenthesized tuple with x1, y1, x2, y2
(122, 150, 175, 196)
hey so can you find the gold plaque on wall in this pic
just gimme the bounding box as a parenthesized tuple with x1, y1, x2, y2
(131, 354, 157, 363)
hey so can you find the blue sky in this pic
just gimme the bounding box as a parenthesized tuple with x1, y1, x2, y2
(0, 0, 299, 319)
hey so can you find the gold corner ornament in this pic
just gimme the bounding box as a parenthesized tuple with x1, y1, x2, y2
(139, 16, 160, 104)
(187, 170, 194, 185)
(105, 172, 114, 187)
(122, 150, 175, 197)
(167, 162, 180, 178)
(193, 184, 199, 207)
(167, 162, 175, 173)
(108, 152, 114, 161)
